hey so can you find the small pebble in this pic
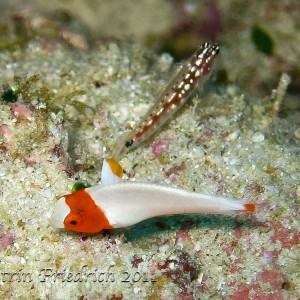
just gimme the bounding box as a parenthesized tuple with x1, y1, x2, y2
(252, 132, 265, 142)
(293, 128, 300, 140)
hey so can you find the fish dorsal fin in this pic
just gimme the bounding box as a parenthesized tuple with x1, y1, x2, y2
(101, 158, 123, 186)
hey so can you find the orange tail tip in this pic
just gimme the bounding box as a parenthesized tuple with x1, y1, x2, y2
(244, 203, 256, 212)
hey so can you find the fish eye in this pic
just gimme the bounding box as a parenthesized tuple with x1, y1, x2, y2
(125, 140, 134, 148)
(64, 213, 82, 229)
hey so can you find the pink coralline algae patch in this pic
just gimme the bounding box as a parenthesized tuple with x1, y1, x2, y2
(224, 221, 300, 299)
(24, 155, 37, 165)
(152, 138, 171, 159)
(226, 284, 251, 300)
(0, 124, 12, 142)
(227, 269, 285, 300)
(9, 102, 33, 121)
(233, 228, 248, 239)
(229, 258, 243, 274)
(196, 129, 213, 144)
(256, 199, 272, 212)
(222, 240, 239, 256)
(258, 247, 280, 266)
(0, 229, 16, 249)
(259, 269, 283, 291)
(268, 221, 300, 249)
(175, 228, 191, 242)
(57, 163, 75, 177)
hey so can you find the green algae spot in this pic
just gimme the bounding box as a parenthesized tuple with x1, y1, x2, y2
(1, 89, 18, 103)
(215, 68, 229, 84)
(17, 219, 25, 228)
(158, 153, 170, 165)
(251, 25, 274, 56)
(148, 275, 171, 299)
(71, 182, 91, 193)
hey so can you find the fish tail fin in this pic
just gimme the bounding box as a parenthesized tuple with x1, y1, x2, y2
(243, 203, 256, 212)
(209, 195, 256, 214)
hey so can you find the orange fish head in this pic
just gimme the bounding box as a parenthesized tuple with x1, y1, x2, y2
(50, 189, 111, 233)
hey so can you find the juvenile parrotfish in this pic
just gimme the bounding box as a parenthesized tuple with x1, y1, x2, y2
(50, 159, 255, 233)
